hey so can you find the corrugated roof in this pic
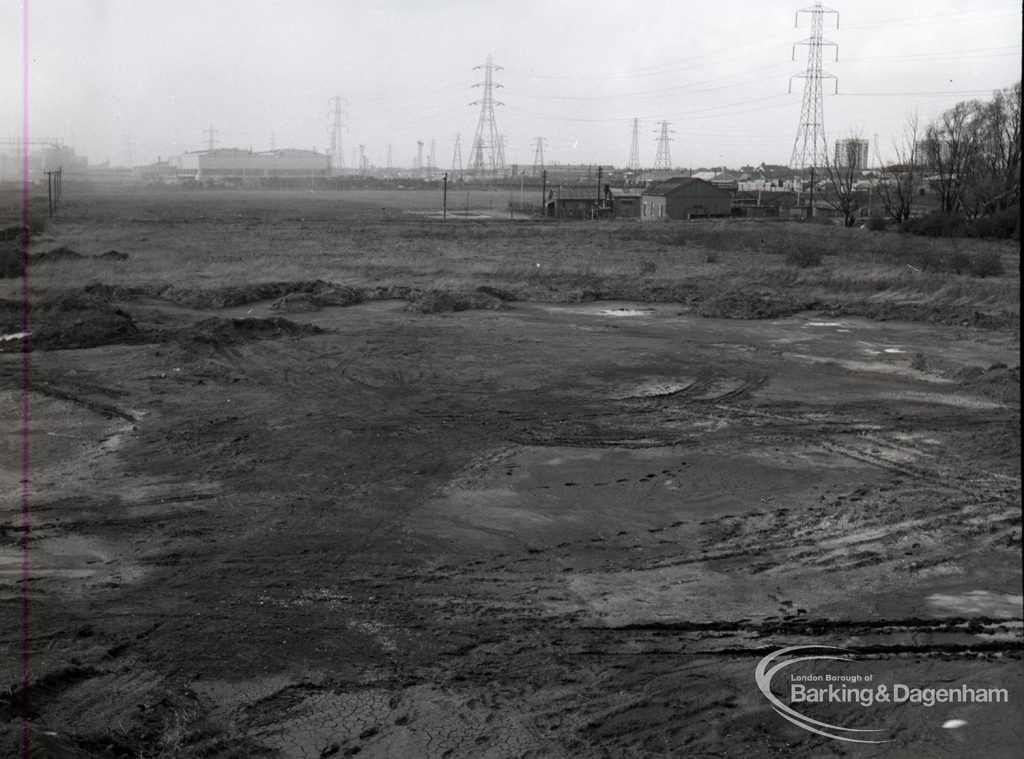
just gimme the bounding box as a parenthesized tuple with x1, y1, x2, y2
(547, 188, 601, 201)
(643, 177, 722, 196)
(733, 190, 798, 205)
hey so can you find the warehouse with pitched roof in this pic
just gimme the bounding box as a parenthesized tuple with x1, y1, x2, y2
(640, 177, 731, 221)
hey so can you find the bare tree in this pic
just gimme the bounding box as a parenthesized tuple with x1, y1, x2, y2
(923, 100, 982, 215)
(875, 112, 921, 225)
(821, 132, 866, 227)
(962, 81, 1021, 218)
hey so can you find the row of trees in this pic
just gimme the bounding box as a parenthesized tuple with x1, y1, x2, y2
(820, 81, 1020, 229)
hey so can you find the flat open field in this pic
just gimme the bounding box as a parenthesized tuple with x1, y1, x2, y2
(1, 188, 1021, 757)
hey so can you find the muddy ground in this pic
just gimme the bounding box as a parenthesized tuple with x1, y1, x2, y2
(0, 191, 1021, 758)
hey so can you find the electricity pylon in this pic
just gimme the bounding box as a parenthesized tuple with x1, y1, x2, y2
(653, 121, 673, 170)
(452, 133, 463, 172)
(468, 55, 505, 173)
(531, 136, 547, 176)
(203, 124, 219, 152)
(628, 118, 641, 171)
(788, 2, 839, 169)
(328, 95, 348, 173)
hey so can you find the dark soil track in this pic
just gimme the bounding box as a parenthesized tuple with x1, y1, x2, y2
(0, 194, 1020, 757)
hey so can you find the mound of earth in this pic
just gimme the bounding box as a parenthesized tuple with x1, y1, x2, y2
(405, 289, 508, 314)
(697, 290, 811, 319)
(476, 285, 516, 302)
(0, 242, 20, 279)
(182, 316, 324, 346)
(269, 292, 322, 312)
(98, 249, 129, 260)
(33, 246, 83, 263)
(364, 284, 417, 301)
(160, 283, 299, 309)
(269, 284, 363, 312)
(950, 362, 1021, 404)
(161, 280, 363, 310)
(82, 282, 152, 300)
(825, 300, 1019, 330)
(0, 293, 140, 352)
(309, 283, 363, 307)
(0, 225, 22, 242)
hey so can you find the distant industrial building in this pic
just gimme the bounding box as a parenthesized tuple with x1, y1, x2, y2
(731, 189, 800, 218)
(541, 164, 615, 185)
(544, 187, 602, 219)
(0, 142, 86, 183)
(834, 138, 870, 169)
(170, 148, 331, 184)
(640, 178, 731, 221)
(605, 187, 643, 218)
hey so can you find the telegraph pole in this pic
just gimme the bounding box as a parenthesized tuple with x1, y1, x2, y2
(44, 169, 61, 216)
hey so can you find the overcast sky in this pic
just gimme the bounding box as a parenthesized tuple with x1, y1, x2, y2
(2, 1, 1020, 169)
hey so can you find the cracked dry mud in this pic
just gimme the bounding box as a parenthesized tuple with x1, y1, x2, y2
(1, 294, 1020, 757)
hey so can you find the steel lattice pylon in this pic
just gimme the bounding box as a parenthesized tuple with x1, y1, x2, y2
(531, 136, 546, 176)
(451, 133, 463, 172)
(628, 118, 641, 171)
(328, 95, 348, 173)
(469, 55, 505, 174)
(788, 2, 839, 169)
(653, 121, 673, 170)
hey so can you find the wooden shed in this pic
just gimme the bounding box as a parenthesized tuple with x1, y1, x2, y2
(544, 187, 602, 219)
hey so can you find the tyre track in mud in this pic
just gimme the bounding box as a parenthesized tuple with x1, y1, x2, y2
(5, 299, 1020, 758)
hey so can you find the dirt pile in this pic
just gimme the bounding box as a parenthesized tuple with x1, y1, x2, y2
(950, 362, 1021, 404)
(0, 293, 141, 352)
(404, 288, 508, 314)
(475, 284, 516, 302)
(181, 316, 325, 346)
(33, 246, 84, 263)
(99, 249, 129, 260)
(0, 242, 20, 279)
(697, 290, 813, 319)
(824, 300, 1019, 331)
(0, 225, 22, 242)
(161, 279, 363, 310)
(160, 282, 300, 309)
(269, 283, 363, 312)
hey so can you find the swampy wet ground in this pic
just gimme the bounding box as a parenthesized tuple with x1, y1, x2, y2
(1, 190, 1020, 757)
